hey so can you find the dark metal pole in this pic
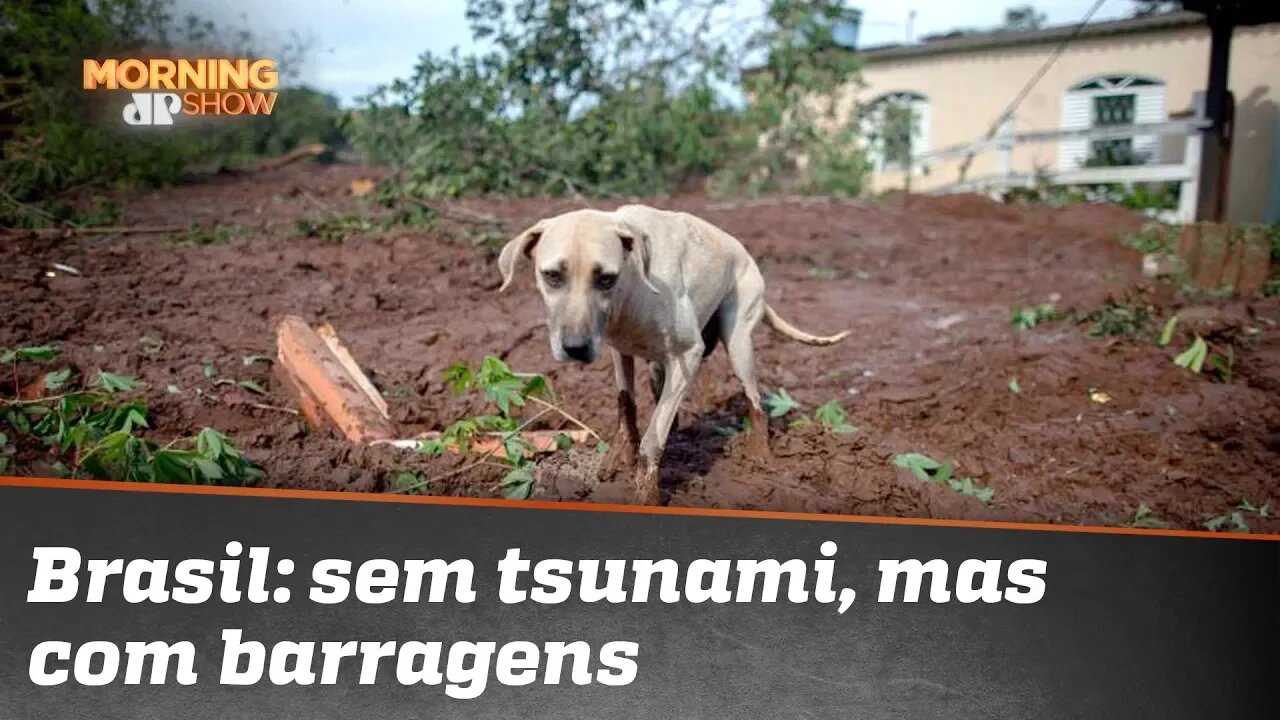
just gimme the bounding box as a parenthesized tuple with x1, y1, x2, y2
(1195, 17, 1234, 222)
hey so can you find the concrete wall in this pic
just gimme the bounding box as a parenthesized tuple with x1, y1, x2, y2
(839, 23, 1280, 223)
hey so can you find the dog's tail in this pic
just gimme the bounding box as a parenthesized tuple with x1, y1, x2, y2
(762, 304, 851, 346)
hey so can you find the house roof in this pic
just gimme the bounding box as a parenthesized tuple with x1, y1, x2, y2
(855, 11, 1207, 64)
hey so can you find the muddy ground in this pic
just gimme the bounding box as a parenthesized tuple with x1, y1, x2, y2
(3, 162, 1279, 532)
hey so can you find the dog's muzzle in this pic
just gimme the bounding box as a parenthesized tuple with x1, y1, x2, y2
(560, 334, 596, 364)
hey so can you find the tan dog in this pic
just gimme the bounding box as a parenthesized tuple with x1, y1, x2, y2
(497, 204, 850, 504)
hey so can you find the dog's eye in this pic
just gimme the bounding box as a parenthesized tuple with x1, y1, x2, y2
(541, 270, 565, 288)
(594, 273, 618, 291)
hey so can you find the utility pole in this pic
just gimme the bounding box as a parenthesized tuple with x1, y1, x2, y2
(1179, 0, 1280, 221)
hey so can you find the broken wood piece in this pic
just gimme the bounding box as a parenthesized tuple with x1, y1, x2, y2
(316, 323, 390, 420)
(275, 315, 398, 443)
(247, 143, 328, 172)
(374, 430, 593, 460)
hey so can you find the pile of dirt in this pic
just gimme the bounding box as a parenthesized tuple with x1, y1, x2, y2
(3, 163, 1278, 532)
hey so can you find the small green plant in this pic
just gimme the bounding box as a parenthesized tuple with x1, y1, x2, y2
(1204, 499, 1269, 533)
(1085, 301, 1150, 338)
(807, 267, 837, 280)
(1126, 504, 1170, 529)
(393, 470, 428, 495)
(1010, 303, 1058, 331)
(762, 388, 800, 418)
(1007, 377, 1021, 394)
(409, 356, 600, 499)
(892, 453, 994, 504)
(294, 213, 383, 241)
(1122, 224, 1176, 255)
(813, 400, 857, 435)
(1174, 336, 1208, 374)
(762, 390, 854, 435)
(1157, 315, 1179, 347)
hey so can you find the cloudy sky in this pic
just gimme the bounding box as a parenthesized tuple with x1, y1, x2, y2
(178, 0, 1143, 105)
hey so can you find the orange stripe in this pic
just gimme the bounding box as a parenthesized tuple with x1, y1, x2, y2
(1, 475, 1277, 542)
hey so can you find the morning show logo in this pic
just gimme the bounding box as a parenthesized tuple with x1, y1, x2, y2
(82, 58, 279, 126)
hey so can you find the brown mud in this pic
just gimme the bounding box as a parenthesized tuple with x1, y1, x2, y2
(3, 163, 1278, 532)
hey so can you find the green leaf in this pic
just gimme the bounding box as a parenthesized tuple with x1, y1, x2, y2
(1173, 336, 1208, 373)
(192, 457, 225, 481)
(242, 355, 271, 366)
(418, 439, 446, 455)
(713, 423, 741, 437)
(442, 361, 474, 394)
(479, 356, 515, 386)
(166, 384, 181, 394)
(97, 372, 141, 393)
(814, 400, 853, 434)
(762, 388, 800, 418)
(237, 380, 267, 395)
(43, 368, 72, 391)
(521, 374, 553, 401)
(202, 362, 216, 380)
(595, 441, 610, 455)
(553, 432, 573, 451)
(501, 465, 535, 500)
(934, 462, 954, 484)
(124, 407, 149, 432)
(13, 346, 58, 363)
(484, 378, 526, 414)
(394, 471, 424, 492)
(893, 453, 942, 482)
(196, 428, 227, 458)
(503, 434, 532, 461)
(1157, 315, 1179, 347)
(1007, 377, 1021, 394)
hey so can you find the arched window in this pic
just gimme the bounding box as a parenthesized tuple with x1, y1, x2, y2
(861, 91, 931, 171)
(1059, 74, 1166, 170)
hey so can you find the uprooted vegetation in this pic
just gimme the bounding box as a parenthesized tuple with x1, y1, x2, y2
(1, 346, 261, 483)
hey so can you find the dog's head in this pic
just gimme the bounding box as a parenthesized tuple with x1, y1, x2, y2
(497, 209, 657, 364)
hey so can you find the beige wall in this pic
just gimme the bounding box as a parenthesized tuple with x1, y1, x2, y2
(841, 23, 1280, 223)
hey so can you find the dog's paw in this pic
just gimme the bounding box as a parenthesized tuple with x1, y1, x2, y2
(743, 431, 772, 462)
(631, 465, 662, 506)
(743, 409, 772, 461)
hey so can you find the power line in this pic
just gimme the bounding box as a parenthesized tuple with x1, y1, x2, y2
(956, 0, 1109, 182)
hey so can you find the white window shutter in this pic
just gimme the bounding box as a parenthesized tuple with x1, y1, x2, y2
(1132, 85, 1166, 164)
(1059, 92, 1091, 170)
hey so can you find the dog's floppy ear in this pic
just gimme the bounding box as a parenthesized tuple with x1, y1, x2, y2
(497, 221, 546, 293)
(615, 220, 659, 294)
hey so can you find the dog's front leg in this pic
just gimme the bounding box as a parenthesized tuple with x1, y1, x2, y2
(598, 349, 640, 479)
(633, 345, 703, 505)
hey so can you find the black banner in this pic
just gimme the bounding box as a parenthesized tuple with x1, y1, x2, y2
(1, 481, 1276, 719)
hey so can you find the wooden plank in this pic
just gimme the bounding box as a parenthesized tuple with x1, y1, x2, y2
(1192, 223, 1230, 290)
(1236, 226, 1273, 296)
(1220, 228, 1244, 291)
(316, 323, 389, 420)
(1177, 224, 1203, 284)
(275, 315, 398, 443)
